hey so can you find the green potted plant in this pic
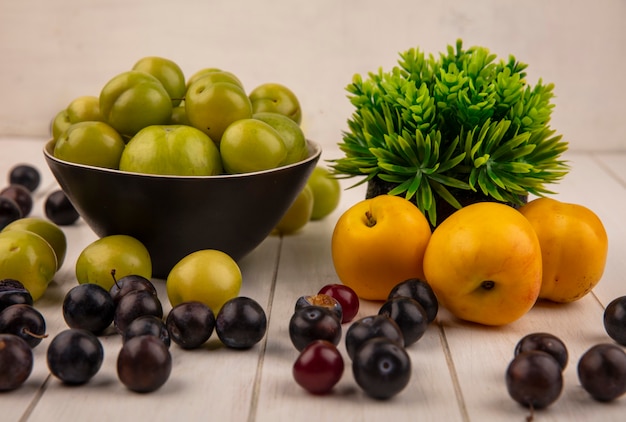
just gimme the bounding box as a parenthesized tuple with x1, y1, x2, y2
(329, 40, 569, 226)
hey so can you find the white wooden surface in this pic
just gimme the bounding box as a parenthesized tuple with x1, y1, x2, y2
(1, 0, 626, 151)
(0, 137, 625, 421)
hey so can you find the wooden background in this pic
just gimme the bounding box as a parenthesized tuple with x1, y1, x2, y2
(1, 0, 625, 152)
(1, 2, 626, 418)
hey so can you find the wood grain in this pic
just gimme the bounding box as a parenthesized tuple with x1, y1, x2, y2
(0, 139, 625, 421)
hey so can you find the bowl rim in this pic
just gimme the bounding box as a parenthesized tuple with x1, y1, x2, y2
(44, 138, 322, 180)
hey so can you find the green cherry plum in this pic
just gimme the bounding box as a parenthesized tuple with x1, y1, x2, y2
(273, 184, 314, 235)
(119, 125, 222, 176)
(99, 70, 172, 137)
(220, 119, 287, 174)
(185, 79, 252, 144)
(253, 112, 308, 165)
(66, 95, 103, 124)
(188, 70, 243, 90)
(75, 235, 152, 291)
(132, 56, 186, 107)
(185, 68, 243, 91)
(51, 109, 71, 141)
(166, 249, 241, 313)
(170, 103, 191, 126)
(51, 95, 103, 141)
(0, 230, 57, 301)
(306, 167, 341, 220)
(186, 67, 220, 89)
(249, 83, 302, 124)
(2, 217, 67, 271)
(53, 121, 125, 169)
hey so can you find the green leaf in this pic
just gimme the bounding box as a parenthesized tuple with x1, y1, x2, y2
(486, 165, 507, 189)
(332, 39, 569, 226)
(386, 177, 416, 198)
(474, 154, 490, 168)
(429, 173, 471, 190)
(417, 177, 434, 212)
(437, 150, 465, 173)
(430, 180, 463, 209)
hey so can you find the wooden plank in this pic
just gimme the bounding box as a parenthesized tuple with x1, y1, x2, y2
(441, 296, 626, 421)
(2, 139, 626, 421)
(24, 235, 282, 422)
(591, 152, 626, 187)
(546, 152, 626, 306)
(443, 152, 626, 421)
(0, 138, 69, 421)
(0, 138, 282, 421)
(253, 180, 463, 421)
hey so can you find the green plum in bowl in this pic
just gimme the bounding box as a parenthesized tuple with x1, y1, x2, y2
(43, 139, 321, 279)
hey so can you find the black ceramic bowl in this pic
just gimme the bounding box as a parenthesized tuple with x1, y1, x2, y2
(44, 139, 321, 278)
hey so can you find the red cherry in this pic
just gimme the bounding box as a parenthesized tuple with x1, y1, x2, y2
(318, 284, 359, 323)
(293, 340, 344, 395)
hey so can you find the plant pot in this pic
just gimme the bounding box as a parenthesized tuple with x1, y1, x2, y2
(365, 177, 528, 228)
